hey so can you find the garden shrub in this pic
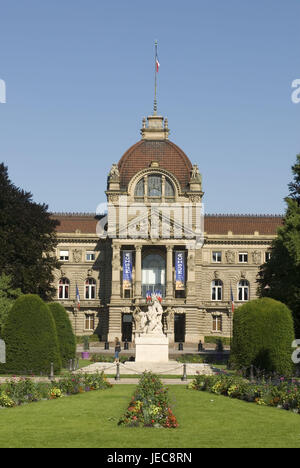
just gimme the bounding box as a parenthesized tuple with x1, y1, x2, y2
(190, 372, 300, 414)
(119, 372, 178, 428)
(0, 373, 112, 408)
(0, 294, 61, 374)
(48, 303, 76, 365)
(230, 298, 295, 376)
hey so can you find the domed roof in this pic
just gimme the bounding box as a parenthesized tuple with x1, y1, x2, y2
(118, 139, 192, 191)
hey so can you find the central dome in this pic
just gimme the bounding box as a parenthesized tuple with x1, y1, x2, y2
(118, 139, 192, 191)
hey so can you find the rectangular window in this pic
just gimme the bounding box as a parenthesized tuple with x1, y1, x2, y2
(60, 250, 69, 261)
(212, 252, 222, 263)
(86, 252, 96, 262)
(212, 316, 222, 332)
(239, 253, 248, 263)
(85, 314, 95, 331)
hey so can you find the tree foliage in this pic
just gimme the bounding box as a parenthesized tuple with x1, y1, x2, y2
(231, 298, 294, 376)
(0, 273, 22, 334)
(0, 295, 61, 374)
(48, 303, 76, 365)
(0, 164, 60, 300)
(258, 154, 300, 335)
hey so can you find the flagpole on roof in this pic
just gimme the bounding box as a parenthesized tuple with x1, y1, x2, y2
(154, 40, 158, 115)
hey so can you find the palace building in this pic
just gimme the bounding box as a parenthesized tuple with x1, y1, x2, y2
(52, 112, 283, 344)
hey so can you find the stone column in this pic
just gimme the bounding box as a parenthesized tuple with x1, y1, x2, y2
(166, 245, 174, 300)
(135, 245, 142, 298)
(186, 249, 196, 303)
(111, 243, 121, 301)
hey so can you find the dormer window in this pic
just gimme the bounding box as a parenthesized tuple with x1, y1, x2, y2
(134, 174, 175, 200)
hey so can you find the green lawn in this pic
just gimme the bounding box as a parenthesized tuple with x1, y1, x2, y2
(0, 385, 300, 448)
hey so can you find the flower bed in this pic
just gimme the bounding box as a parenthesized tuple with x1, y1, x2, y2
(118, 372, 178, 428)
(189, 372, 300, 413)
(0, 372, 112, 408)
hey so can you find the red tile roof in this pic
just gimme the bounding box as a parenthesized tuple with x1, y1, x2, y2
(118, 140, 193, 190)
(204, 215, 283, 235)
(52, 214, 283, 236)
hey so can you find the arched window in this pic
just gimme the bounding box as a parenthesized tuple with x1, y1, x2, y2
(211, 280, 223, 301)
(238, 280, 249, 301)
(165, 178, 175, 197)
(148, 175, 162, 197)
(85, 278, 96, 300)
(134, 174, 175, 200)
(135, 178, 144, 197)
(59, 278, 69, 299)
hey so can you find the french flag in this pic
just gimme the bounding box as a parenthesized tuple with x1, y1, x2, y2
(76, 284, 81, 310)
(156, 290, 162, 303)
(156, 57, 160, 73)
(146, 290, 152, 303)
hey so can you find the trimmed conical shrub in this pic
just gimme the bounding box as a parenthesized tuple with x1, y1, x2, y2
(0, 294, 61, 374)
(230, 298, 295, 376)
(48, 302, 76, 366)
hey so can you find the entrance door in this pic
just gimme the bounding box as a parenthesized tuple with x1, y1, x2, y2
(142, 253, 166, 298)
(174, 314, 185, 343)
(122, 314, 133, 342)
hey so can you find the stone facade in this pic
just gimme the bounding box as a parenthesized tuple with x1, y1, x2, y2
(52, 113, 283, 344)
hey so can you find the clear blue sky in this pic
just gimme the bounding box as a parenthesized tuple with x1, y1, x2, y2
(0, 0, 299, 214)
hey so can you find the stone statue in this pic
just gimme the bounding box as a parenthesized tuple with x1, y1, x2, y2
(165, 307, 174, 332)
(145, 295, 164, 334)
(191, 164, 202, 182)
(109, 164, 120, 180)
(133, 307, 147, 333)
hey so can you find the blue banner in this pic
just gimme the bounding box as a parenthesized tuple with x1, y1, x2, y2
(123, 251, 133, 289)
(175, 251, 185, 290)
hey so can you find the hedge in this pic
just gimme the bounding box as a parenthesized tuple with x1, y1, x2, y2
(230, 298, 295, 376)
(48, 303, 76, 366)
(0, 295, 61, 374)
(204, 336, 231, 346)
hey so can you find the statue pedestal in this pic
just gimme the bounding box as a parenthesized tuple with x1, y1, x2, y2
(135, 334, 169, 363)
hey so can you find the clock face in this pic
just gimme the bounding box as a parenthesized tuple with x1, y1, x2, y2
(148, 175, 162, 197)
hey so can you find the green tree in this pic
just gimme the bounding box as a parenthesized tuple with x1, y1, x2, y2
(231, 298, 294, 376)
(48, 303, 76, 365)
(0, 164, 60, 300)
(0, 273, 22, 334)
(258, 154, 300, 335)
(0, 294, 61, 374)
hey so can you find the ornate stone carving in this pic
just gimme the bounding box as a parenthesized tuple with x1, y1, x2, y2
(73, 249, 82, 263)
(252, 250, 262, 265)
(225, 250, 235, 264)
(109, 164, 120, 180)
(191, 164, 201, 181)
(164, 307, 174, 332)
(134, 296, 164, 335)
(108, 194, 119, 203)
(189, 194, 201, 203)
(214, 271, 219, 279)
(241, 271, 247, 279)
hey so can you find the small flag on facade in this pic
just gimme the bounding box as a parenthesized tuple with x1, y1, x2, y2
(156, 56, 160, 73)
(146, 290, 152, 303)
(76, 284, 81, 310)
(230, 285, 235, 314)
